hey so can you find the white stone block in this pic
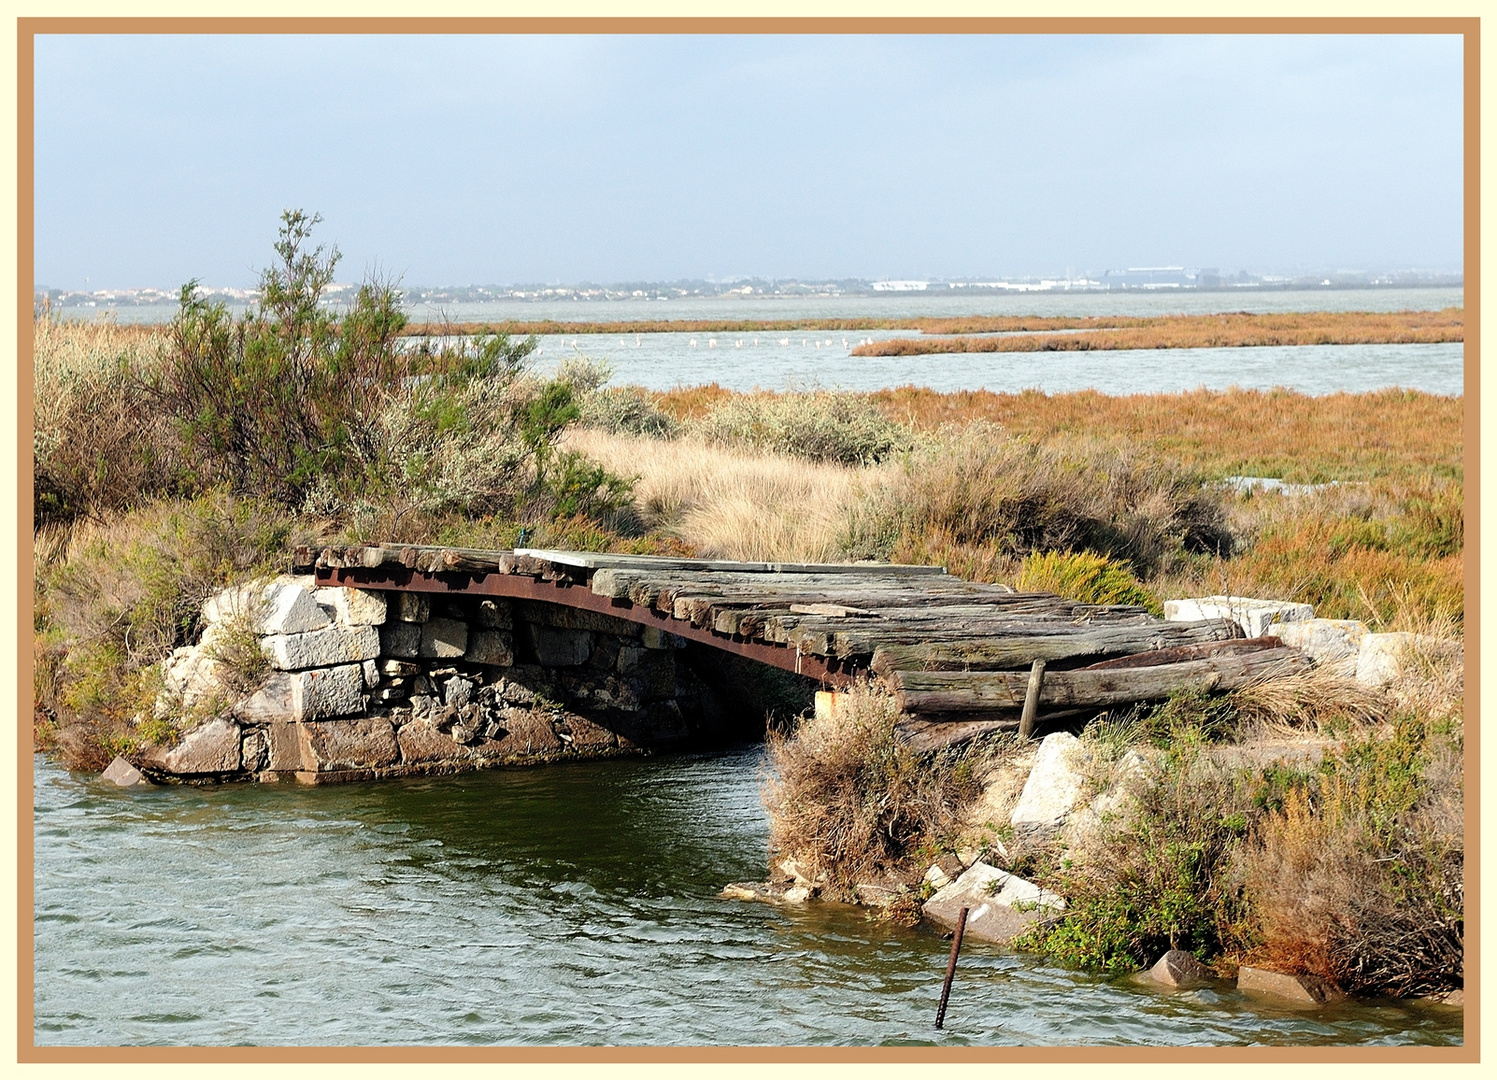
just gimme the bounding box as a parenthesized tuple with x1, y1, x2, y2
(315, 586, 387, 626)
(1163, 595, 1314, 638)
(1272, 618, 1369, 676)
(1356, 632, 1422, 688)
(261, 625, 380, 671)
(922, 862, 1065, 945)
(1010, 731, 1091, 838)
(420, 617, 469, 659)
(236, 664, 366, 722)
(204, 576, 330, 636)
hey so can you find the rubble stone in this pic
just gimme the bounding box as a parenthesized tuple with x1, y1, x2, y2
(1237, 965, 1344, 1006)
(1010, 731, 1092, 839)
(922, 861, 1065, 945)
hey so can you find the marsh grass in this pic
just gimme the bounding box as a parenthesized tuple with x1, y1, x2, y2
(762, 681, 992, 894)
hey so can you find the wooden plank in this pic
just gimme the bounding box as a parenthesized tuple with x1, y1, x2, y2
(867, 619, 1244, 674)
(888, 646, 1312, 714)
(515, 547, 948, 576)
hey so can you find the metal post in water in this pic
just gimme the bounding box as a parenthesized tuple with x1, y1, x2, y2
(934, 905, 969, 1030)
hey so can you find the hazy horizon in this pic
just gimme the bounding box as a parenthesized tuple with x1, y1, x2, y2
(35, 33, 1463, 292)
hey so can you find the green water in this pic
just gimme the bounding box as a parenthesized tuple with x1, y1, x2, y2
(32, 750, 1462, 1046)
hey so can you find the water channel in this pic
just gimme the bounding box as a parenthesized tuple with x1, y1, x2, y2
(32, 750, 1464, 1047)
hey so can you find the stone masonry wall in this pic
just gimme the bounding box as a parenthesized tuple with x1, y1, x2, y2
(140, 576, 731, 785)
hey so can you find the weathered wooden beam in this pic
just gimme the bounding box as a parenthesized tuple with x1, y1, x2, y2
(887, 646, 1311, 714)
(868, 619, 1244, 674)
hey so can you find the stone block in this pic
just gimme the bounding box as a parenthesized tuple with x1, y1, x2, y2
(1236, 965, 1344, 1006)
(1354, 632, 1459, 688)
(101, 756, 146, 787)
(1145, 950, 1213, 989)
(420, 617, 469, 659)
(1163, 596, 1314, 638)
(467, 629, 515, 667)
(526, 624, 591, 667)
(301, 716, 400, 772)
(635, 651, 677, 700)
(380, 659, 420, 677)
(235, 665, 366, 722)
(240, 728, 268, 772)
(922, 862, 1065, 945)
(641, 625, 685, 650)
(205, 576, 330, 636)
(140, 718, 242, 775)
(492, 708, 564, 756)
(1010, 731, 1092, 839)
(394, 592, 431, 623)
(380, 621, 422, 658)
(516, 601, 639, 637)
(262, 625, 380, 671)
(1271, 618, 1369, 676)
(616, 644, 646, 673)
(263, 721, 305, 771)
(475, 599, 513, 630)
(315, 586, 387, 626)
(362, 659, 380, 688)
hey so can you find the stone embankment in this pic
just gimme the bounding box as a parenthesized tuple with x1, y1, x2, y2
(116, 575, 731, 785)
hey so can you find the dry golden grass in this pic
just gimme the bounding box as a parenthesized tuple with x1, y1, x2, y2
(561, 428, 875, 563)
(853, 308, 1463, 355)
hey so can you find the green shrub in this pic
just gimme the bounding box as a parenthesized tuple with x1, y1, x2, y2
(1015, 550, 1161, 612)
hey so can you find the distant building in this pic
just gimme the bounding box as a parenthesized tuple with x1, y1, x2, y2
(871, 280, 929, 291)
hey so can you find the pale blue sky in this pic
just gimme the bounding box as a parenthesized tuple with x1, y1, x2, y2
(34, 32, 1463, 290)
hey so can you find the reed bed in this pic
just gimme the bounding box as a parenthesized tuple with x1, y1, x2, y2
(852, 308, 1463, 356)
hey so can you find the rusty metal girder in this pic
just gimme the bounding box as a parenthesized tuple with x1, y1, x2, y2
(315, 564, 856, 687)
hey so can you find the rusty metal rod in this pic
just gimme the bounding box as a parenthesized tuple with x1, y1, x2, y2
(1017, 657, 1046, 739)
(934, 905, 969, 1030)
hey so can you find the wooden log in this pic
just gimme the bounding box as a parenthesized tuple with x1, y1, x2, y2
(895, 717, 1018, 755)
(888, 646, 1311, 714)
(867, 619, 1243, 674)
(1018, 659, 1046, 739)
(1084, 636, 1283, 670)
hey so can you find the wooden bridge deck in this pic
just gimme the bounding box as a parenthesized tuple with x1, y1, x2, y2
(304, 544, 1309, 745)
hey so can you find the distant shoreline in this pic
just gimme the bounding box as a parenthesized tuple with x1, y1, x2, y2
(72, 307, 1464, 354)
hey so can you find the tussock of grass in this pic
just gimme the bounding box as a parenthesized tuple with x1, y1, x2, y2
(762, 682, 992, 894)
(688, 390, 917, 466)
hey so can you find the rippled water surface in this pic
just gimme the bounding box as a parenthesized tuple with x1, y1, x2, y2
(33, 751, 1463, 1047)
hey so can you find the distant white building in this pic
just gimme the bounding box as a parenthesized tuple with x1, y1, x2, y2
(872, 280, 929, 291)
